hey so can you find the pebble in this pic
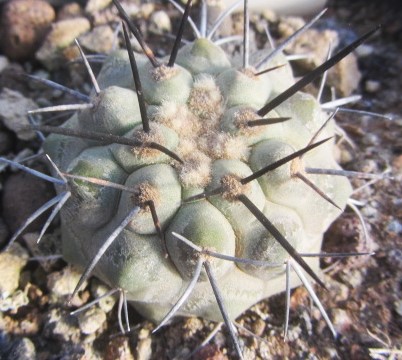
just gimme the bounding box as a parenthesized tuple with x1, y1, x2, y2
(57, 2, 83, 20)
(388, 249, 402, 268)
(149, 10, 172, 35)
(365, 79, 381, 93)
(326, 278, 350, 302)
(331, 308, 352, 333)
(85, 0, 112, 13)
(387, 220, 402, 234)
(301, 310, 313, 335)
(193, 344, 229, 360)
(140, 3, 155, 20)
(286, 324, 302, 342)
(362, 133, 381, 146)
(77, 306, 107, 335)
(78, 25, 115, 54)
(90, 280, 117, 313)
(105, 337, 134, 360)
(355, 44, 374, 58)
(281, 26, 339, 69)
(328, 53, 362, 96)
(361, 203, 377, 218)
(45, 308, 81, 343)
(278, 16, 307, 39)
(0, 243, 29, 298)
(0, 0, 55, 60)
(0, 88, 38, 140)
(47, 264, 87, 305)
(341, 268, 363, 287)
(0, 289, 29, 312)
(136, 336, 152, 360)
(395, 299, 402, 317)
(278, 19, 362, 96)
(251, 317, 266, 337)
(261, 9, 278, 22)
(0, 56, 9, 73)
(2, 165, 55, 233)
(392, 155, 402, 175)
(35, 17, 91, 70)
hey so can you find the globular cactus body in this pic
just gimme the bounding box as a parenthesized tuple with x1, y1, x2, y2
(44, 34, 352, 324)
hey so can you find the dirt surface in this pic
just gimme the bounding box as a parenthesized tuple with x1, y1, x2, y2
(0, 0, 401, 359)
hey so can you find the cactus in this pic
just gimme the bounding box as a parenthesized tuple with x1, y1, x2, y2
(1, 0, 384, 358)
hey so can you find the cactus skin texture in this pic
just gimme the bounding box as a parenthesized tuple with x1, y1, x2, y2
(44, 35, 352, 324)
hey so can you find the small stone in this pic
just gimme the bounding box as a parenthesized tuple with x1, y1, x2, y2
(338, 145, 354, 164)
(78, 25, 115, 54)
(35, 17, 91, 70)
(45, 308, 81, 342)
(387, 220, 402, 234)
(0, 88, 38, 140)
(85, 0, 112, 13)
(389, 249, 402, 268)
(326, 278, 350, 302)
(286, 325, 302, 342)
(301, 310, 313, 335)
(149, 10, 171, 35)
(57, 2, 83, 20)
(47, 265, 87, 305)
(90, 280, 117, 313)
(0, 0, 55, 60)
(278, 16, 306, 39)
(0, 243, 29, 297)
(328, 53, 362, 96)
(136, 337, 152, 360)
(2, 165, 55, 233)
(251, 318, 266, 337)
(261, 9, 278, 23)
(392, 155, 402, 175)
(61, 44, 81, 64)
(355, 44, 374, 58)
(140, 3, 154, 19)
(183, 317, 203, 338)
(77, 306, 107, 335)
(395, 300, 402, 317)
(341, 268, 363, 287)
(105, 337, 134, 360)
(365, 80, 381, 93)
(325, 347, 339, 359)
(0, 289, 29, 312)
(331, 308, 352, 333)
(361, 203, 377, 218)
(282, 26, 340, 71)
(194, 344, 229, 360)
(0, 56, 9, 73)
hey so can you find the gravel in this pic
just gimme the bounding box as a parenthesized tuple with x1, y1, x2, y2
(0, 0, 401, 359)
